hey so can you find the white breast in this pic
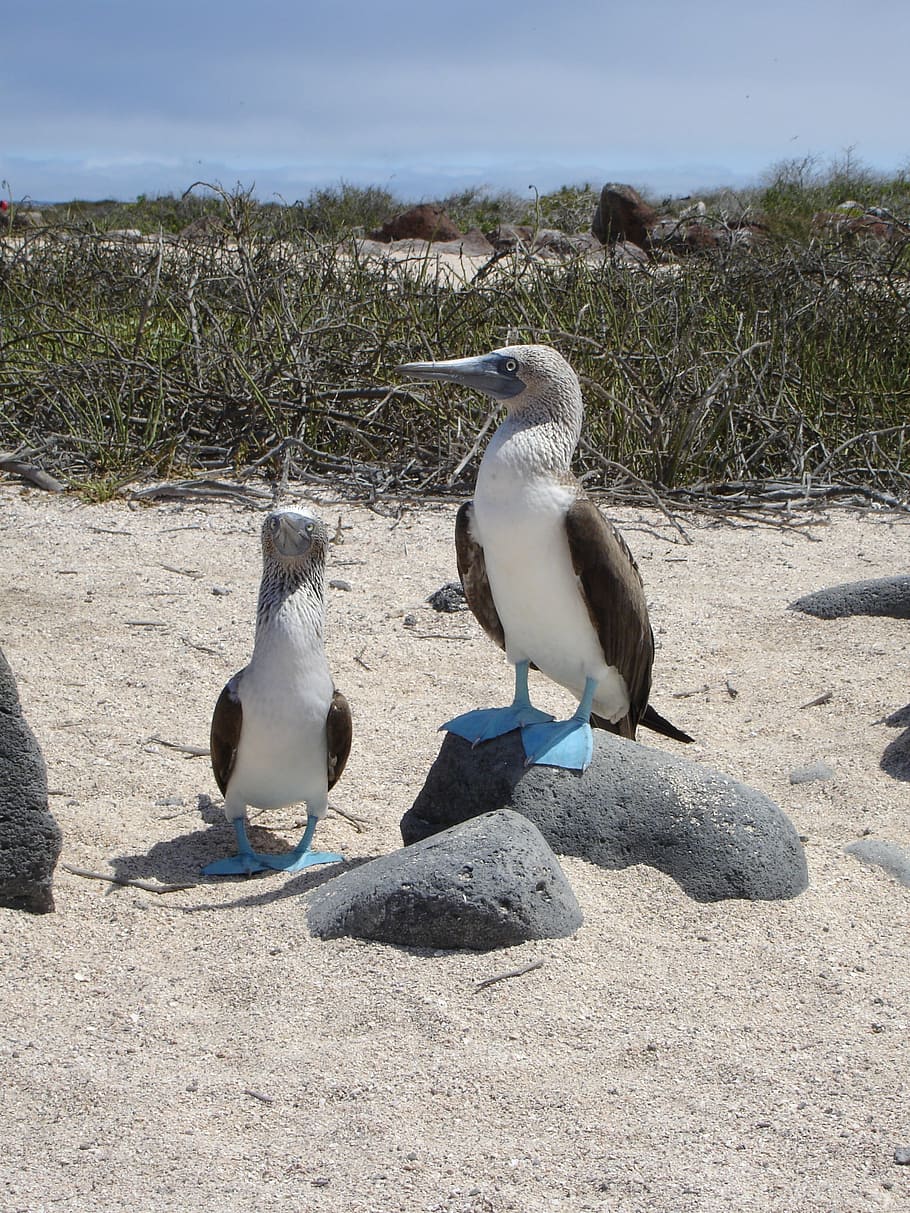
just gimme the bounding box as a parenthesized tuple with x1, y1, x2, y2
(473, 455, 630, 722)
(227, 614, 334, 815)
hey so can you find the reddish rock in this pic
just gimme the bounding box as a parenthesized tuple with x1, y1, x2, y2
(812, 209, 905, 240)
(370, 204, 461, 243)
(592, 183, 657, 250)
(649, 214, 768, 256)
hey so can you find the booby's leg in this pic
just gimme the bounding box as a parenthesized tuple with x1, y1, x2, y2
(258, 814, 343, 873)
(441, 660, 554, 745)
(521, 677, 596, 772)
(202, 817, 275, 877)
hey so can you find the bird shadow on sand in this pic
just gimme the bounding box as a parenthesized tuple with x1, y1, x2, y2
(881, 703, 910, 781)
(108, 794, 379, 910)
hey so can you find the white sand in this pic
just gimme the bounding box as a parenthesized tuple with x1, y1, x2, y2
(1, 484, 908, 1213)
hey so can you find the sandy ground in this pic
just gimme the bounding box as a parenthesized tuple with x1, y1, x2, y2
(1, 483, 908, 1213)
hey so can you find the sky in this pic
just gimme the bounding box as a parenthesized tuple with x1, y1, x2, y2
(3, 0, 909, 205)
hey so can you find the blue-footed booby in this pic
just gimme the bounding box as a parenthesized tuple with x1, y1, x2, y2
(203, 510, 352, 876)
(397, 344, 692, 771)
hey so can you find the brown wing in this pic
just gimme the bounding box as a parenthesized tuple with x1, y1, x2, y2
(210, 671, 244, 796)
(563, 497, 654, 738)
(326, 688, 352, 791)
(455, 500, 506, 651)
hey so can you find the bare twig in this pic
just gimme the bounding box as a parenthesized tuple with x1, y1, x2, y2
(148, 736, 210, 757)
(672, 684, 710, 699)
(800, 690, 833, 709)
(62, 863, 196, 894)
(328, 805, 370, 832)
(244, 1089, 275, 1105)
(0, 457, 65, 492)
(474, 959, 545, 992)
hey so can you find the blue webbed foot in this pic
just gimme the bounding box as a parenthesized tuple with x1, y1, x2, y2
(522, 676, 599, 771)
(256, 814, 342, 873)
(442, 703, 554, 746)
(259, 849, 344, 873)
(521, 718, 594, 771)
(442, 660, 555, 745)
(202, 850, 273, 877)
(203, 817, 275, 877)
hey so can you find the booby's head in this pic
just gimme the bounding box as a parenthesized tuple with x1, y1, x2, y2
(256, 509, 330, 628)
(398, 344, 583, 468)
(397, 343, 581, 416)
(261, 509, 329, 565)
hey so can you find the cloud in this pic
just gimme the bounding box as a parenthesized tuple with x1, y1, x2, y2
(3, 0, 908, 202)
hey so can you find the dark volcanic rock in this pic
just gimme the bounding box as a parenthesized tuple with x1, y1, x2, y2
(426, 581, 466, 612)
(307, 809, 582, 950)
(789, 576, 910, 620)
(402, 732, 808, 903)
(0, 649, 62, 912)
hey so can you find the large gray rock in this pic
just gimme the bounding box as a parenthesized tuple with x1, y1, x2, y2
(402, 732, 808, 903)
(789, 576, 910, 619)
(0, 649, 62, 912)
(307, 809, 582, 950)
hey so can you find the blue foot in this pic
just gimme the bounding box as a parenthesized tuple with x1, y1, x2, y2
(256, 814, 342, 873)
(442, 703, 555, 745)
(202, 850, 273, 877)
(259, 849, 344, 873)
(522, 719, 594, 771)
(203, 817, 276, 877)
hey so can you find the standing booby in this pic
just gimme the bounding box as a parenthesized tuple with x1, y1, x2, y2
(203, 509, 352, 876)
(397, 344, 691, 771)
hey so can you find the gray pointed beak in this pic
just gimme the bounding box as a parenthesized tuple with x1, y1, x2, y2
(269, 511, 318, 559)
(396, 353, 525, 401)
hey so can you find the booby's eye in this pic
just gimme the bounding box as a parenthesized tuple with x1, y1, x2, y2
(305, 523, 314, 535)
(503, 358, 518, 374)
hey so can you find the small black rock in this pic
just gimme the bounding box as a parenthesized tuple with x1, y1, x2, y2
(426, 581, 466, 612)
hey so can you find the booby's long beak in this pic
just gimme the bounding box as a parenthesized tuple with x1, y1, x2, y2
(396, 353, 525, 401)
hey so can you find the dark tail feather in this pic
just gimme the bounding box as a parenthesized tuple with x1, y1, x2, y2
(591, 705, 693, 744)
(640, 703, 694, 744)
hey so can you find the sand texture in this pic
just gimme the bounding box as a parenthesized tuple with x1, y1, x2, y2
(1, 484, 908, 1213)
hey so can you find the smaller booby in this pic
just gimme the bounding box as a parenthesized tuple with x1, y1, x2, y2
(397, 344, 691, 771)
(203, 510, 352, 876)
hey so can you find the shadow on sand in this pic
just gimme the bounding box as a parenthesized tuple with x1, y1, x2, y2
(107, 795, 377, 911)
(881, 703, 910, 782)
